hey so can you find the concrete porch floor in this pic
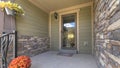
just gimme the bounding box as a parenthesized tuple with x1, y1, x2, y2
(31, 51, 98, 68)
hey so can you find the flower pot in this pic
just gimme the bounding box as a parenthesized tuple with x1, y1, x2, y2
(5, 7, 14, 15)
(8, 56, 31, 68)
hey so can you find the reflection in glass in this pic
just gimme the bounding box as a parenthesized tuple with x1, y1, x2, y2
(64, 22, 75, 27)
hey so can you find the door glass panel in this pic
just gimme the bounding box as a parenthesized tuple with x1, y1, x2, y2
(62, 13, 76, 49)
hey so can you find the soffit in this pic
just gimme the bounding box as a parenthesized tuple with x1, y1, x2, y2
(29, 0, 91, 13)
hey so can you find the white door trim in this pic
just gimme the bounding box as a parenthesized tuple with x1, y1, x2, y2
(59, 9, 80, 53)
(49, 13, 52, 49)
(91, 4, 94, 55)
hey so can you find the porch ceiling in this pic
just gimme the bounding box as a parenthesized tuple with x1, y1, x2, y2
(28, 0, 91, 13)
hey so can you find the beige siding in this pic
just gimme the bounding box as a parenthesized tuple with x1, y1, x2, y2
(51, 14, 59, 50)
(15, 0, 48, 37)
(79, 6, 92, 54)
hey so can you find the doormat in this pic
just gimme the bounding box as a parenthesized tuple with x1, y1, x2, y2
(57, 52, 73, 57)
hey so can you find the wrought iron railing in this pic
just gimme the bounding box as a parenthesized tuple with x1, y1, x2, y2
(0, 31, 17, 68)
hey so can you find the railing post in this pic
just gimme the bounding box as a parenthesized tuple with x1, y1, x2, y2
(4, 35, 9, 68)
(14, 31, 17, 58)
(0, 37, 2, 68)
(1, 32, 6, 68)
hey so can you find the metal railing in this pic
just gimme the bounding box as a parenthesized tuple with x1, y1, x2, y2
(0, 31, 17, 68)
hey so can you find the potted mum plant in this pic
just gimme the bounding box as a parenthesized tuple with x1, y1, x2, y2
(0, 1, 24, 15)
(8, 56, 31, 68)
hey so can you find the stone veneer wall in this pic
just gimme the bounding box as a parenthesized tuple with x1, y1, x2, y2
(0, 35, 49, 67)
(0, 24, 49, 67)
(94, 0, 120, 68)
(18, 35, 49, 56)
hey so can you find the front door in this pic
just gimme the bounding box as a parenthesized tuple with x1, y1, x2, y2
(61, 13, 77, 50)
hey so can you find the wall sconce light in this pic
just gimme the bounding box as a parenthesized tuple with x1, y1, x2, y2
(54, 12, 58, 19)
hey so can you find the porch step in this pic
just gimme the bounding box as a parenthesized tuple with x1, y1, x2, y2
(59, 49, 77, 54)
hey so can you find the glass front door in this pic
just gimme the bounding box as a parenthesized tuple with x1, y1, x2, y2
(61, 13, 77, 50)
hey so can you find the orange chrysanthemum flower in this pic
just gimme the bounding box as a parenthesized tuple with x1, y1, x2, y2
(8, 56, 31, 68)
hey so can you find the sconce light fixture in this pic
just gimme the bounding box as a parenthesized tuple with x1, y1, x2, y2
(54, 12, 58, 19)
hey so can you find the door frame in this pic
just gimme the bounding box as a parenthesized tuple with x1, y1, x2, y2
(59, 9, 80, 52)
(61, 13, 77, 49)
